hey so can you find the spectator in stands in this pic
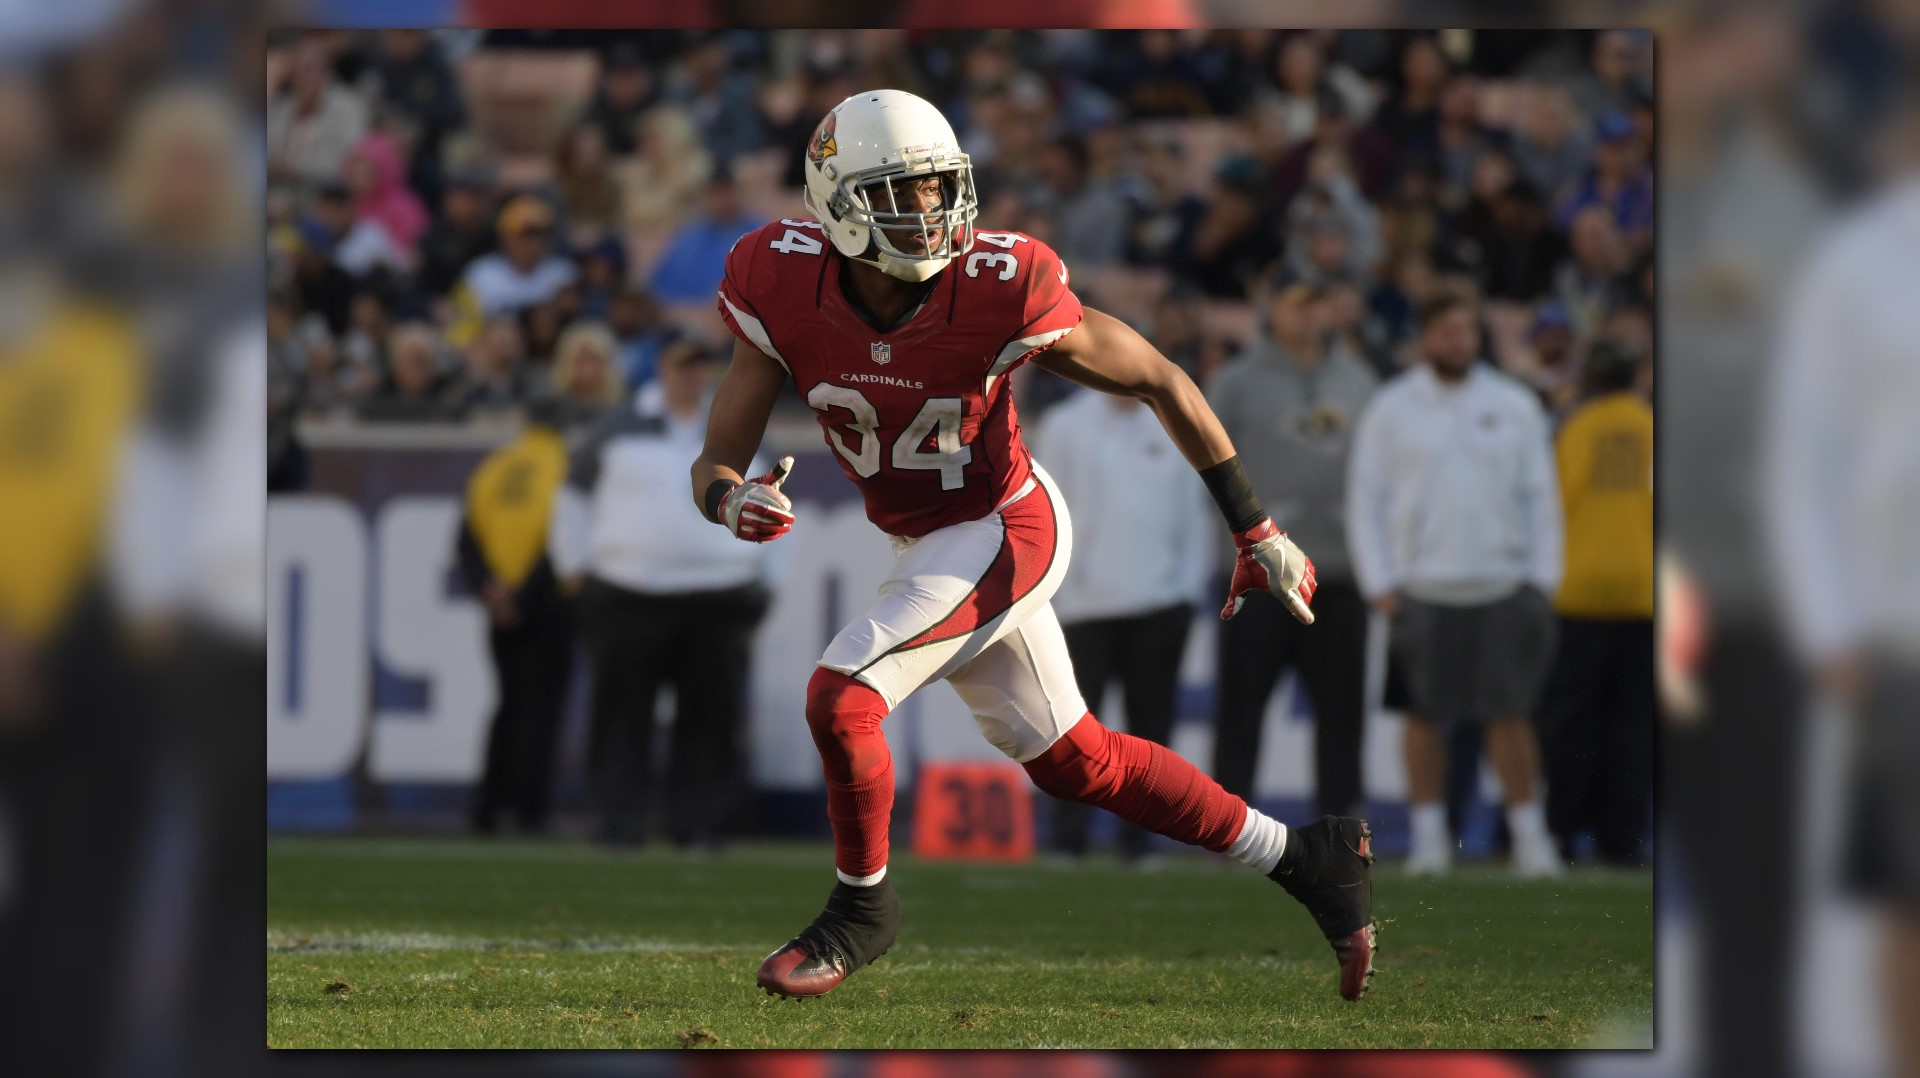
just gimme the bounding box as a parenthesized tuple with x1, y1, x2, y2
(1031, 385, 1212, 865)
(1445, 151, 1563, 305)
(462, 194, 579, 317)
(1265, 32, 1334, 144)
(552, 341, 774, 849)
(446, 316, 538, 413)
(1096, 29, 1213, 120)
(1198, 29, 1280, 116)
(1285, 148, 1383, 285)
(1209, 281, 1379, 822)
(343, 130, 429, 255)
(520, 300, 570, 368)
(416, 170, 498, 301)
(1480, 178, 1564, 304)
(1032, 136, 1128, 269)
(309, 180, 409, 281)
(290, 314, 375, 415)
(268, 39, 369, 192)
(1378, 158, 1442, 267)
(289, 216, 358, 335)
(1524, 300, 1580, 418)
(586, 42, 659, 157)
(1537, 337, 1653, 867)
(1324, 277, 1392, 377)
(1347, 289, 1564, 878)
(1270, 88, 1395, 208)
(1599, 301, 1652, 368)
(1511, 83, 1591, 210)
(1443, 146, 1517, 277)
(1369, 251, 1434, 357)
(609, 289, 675, 391)
(1124, 135, 1206, 269)
(1187, 157, 1282, 299)
(365, 31, 467, 198)
(339, 291, 393, 373)
(1370, 35, 1449, 154)
(671, 35, 768, 166)
(357, 322, 457, 422)
(625, 106, 715, 238)
(456, 398, 574, 835)
(575, 236, 628, 320)
(1556, 204, 1628, 334)
(648, 166, 766, 306)
(549, 321, 630, 429)
(1556, 111, 1653, 252)
(1287, 215, 1359, 289)
(1433, 73, 1497, 210)
(553, 121, 624, 246)
(1568, 30, 1652, 124)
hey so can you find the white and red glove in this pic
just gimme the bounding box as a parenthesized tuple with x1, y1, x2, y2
(719, 456, 796, 542)
(1222, 517, 1317, 623)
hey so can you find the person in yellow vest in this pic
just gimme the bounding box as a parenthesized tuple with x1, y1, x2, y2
(1536, 337, 1654, 867)
(455, 398, 574, 834)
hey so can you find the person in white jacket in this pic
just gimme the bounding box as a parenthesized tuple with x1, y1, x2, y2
(549, 342, 775, 849)
(1030, 388, 1213, 862)
(1764, 176, 1920, 1078)
(1346, 289, 1566, 877)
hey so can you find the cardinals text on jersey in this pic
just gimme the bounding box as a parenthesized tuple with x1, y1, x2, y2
(717, 218, 1082, 537)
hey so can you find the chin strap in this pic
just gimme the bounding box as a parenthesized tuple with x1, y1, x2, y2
(861, 250, 951, 282)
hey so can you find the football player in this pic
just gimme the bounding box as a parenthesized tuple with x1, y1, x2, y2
(693, 90, 1375, 1002)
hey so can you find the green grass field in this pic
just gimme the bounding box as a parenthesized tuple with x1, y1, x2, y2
(267, 836, 1652, 1049)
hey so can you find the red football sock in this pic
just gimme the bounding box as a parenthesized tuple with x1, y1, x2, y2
(1022, 713, 1247, 852)
(804, 667, 894, 879)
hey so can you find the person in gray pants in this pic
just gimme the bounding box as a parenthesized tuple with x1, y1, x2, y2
(1206, 280, 1379, 820)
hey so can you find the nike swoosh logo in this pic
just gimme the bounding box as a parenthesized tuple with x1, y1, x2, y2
(1058, 263, 1068, 283)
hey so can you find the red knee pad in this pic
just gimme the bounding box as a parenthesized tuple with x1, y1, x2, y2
(1022, 713, 1122, 802)
(805, 668, 891, 785)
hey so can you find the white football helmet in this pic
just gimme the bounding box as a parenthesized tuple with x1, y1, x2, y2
(801, 89, 979, 282)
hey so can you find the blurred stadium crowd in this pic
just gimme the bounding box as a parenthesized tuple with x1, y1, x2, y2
(264, 27, 1653, 449)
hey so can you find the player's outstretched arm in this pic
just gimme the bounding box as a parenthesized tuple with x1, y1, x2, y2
(693, 338, 796, 543)
(1034, 307, 1317, 623)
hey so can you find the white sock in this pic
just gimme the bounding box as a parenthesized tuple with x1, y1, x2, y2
(1506, 801, 1550, 849)
(1410, 802, 1450, 852)
(1226, 806, 1288, 875)
(836, 865, 887, 887)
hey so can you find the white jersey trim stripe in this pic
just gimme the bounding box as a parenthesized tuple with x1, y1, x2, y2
(988, 326, 1073, 377)
(718, 290, 791, 373)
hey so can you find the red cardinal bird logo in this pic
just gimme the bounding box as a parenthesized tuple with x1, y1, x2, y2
(808, 111, 838, 166)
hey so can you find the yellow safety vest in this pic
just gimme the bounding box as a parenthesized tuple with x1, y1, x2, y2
(0, 305, 140, 640)
(1554, 392, 1654, 619)
(464, 427, 568, 588)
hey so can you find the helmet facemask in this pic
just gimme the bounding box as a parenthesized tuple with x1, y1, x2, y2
(812, 153, 979, 282)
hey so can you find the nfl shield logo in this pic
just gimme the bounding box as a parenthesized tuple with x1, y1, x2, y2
(870, 341, 892, 365)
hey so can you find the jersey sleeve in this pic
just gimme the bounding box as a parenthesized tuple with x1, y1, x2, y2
(715, 224, 793, 374)
(985, 236, 1085, 377)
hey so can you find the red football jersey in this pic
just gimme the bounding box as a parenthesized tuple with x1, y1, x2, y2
(717, 219, 1084, 538)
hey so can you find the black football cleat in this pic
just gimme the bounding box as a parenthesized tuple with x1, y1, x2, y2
(757, 878, 900, 998)
(1271, 816, 1377, 1001)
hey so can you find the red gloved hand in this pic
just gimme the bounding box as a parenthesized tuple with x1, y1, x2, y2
(1222, 517, 1317, 623)
(720, 456, 796, 542)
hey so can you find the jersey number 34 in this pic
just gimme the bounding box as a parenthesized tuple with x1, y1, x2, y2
(805, 384, 972, 491)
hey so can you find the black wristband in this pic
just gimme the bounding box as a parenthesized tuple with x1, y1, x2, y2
(1198, 456, 1266, 533)
(703, 478, 739, 525)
